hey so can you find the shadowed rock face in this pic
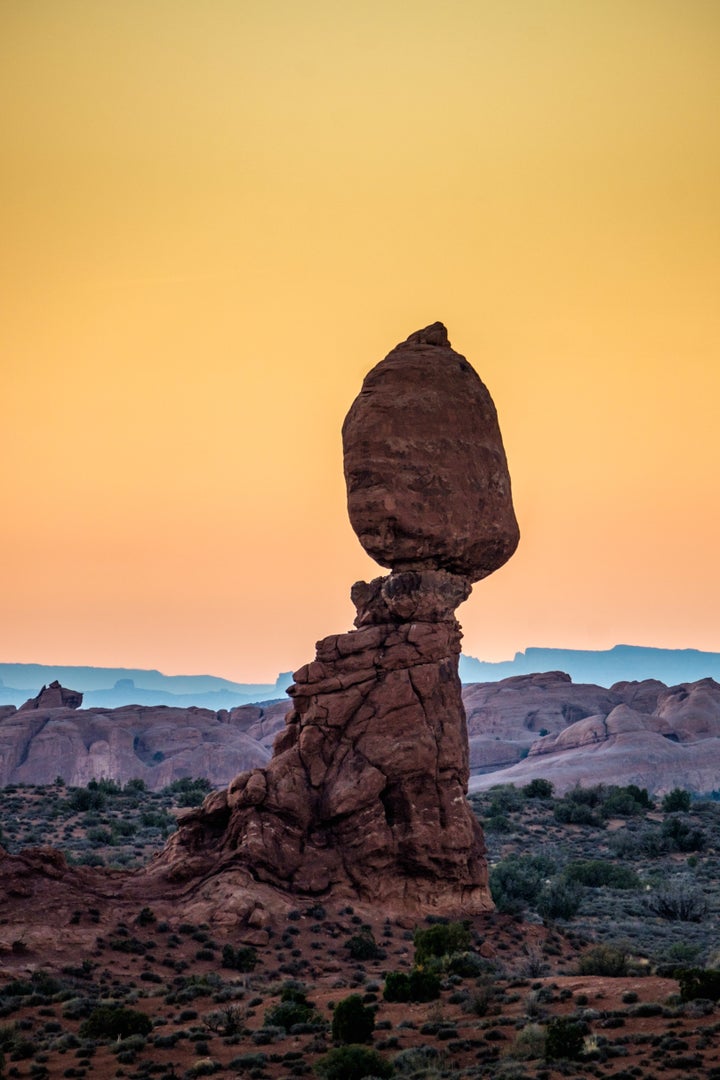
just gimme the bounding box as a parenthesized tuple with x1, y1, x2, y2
(158, 322, 516, 912)
(342, 322, 520, 580)
(160, 570, 489, 911)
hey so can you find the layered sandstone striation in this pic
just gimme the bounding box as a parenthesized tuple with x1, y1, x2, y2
(158, 323, 518, 912)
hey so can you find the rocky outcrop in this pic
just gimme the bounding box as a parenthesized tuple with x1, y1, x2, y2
(0, 702, 283, 790)
(18, 681, 83, 711)
(463, 671, 621, 773)
(156, 323, 519, 913)
(469, 677, 720, 796)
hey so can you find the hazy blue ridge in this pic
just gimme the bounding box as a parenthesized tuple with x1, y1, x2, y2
(0, 664, 293, 710)
(2, 648, 720, 711)
(459, 644, 720, 688)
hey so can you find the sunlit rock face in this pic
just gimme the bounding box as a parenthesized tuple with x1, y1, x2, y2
(159, 323, 518, 914)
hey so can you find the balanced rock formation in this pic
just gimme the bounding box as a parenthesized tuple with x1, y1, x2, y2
(160, 323, 518, 913)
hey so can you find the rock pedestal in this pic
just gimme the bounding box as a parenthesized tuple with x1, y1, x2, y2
(160, 569, 490, 912)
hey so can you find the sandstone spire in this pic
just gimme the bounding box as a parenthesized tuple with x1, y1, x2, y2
(159, 323, 518, 914)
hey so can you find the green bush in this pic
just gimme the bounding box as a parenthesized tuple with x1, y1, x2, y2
(315, 1044, 393, 1079)
(265, 986, 320, 1032)
(661, 815, 705, 852)
(345, 931, 382, 961)
(66, 787, 106, 812)
(577, 944, 628, 977)
(79, 1006, 152, 1040)
(545, 1017, 586, 1061)
(383, 972, 411, 1003)
(510, 1022, 546, 1060)
(413, 921, 471, 963)
(536, 879, 582, 921)
(678, 967, 720, 1002)
(565, 860, 641, 889)
(662, 788, 692, 813)
(602, 784, 654, 816)
(221, 944, 258, 971)
(553, 800, 603, 827)
(408, 968, 441, 1002)
(523, 778, 554, 799)
(489, 854, 556, 914)
(331, 994, 375, 1044)
(383, 969, 440, 1004)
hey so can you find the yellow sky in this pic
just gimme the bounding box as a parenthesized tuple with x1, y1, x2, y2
(2, 1, 719, 681)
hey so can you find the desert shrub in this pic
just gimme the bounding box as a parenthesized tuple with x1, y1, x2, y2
(661, 815, 705, 852)
(544, 1017, 586, 1061)
(509, 1022, 546, 1060)
(564, 860, 640, 889)
(536, 879, 582, 921)
(664, 941, 704, 967)
(314, 1044, 393, 1079)
(408, 969, 441, 1002)
(447, 951, 490, 978)
(331, 994, 375, 1044)
(383, 973, 411, 1003)
(489, 854, 556, 914)
(265, 986, 320, 1032)
(66, 787, 106, 812)
(553, 800, 603, 827)
(523, 778, 554, 799)
(413, 921, 471, 963)
(383, 969, 440, 1004)
(602, 784, 654, 816)
(662, 788, 692, 813)
(646, 878, 708, 921)
(393, 1044, 441, 1074)
(221, 944, 258, 971)
(186, 1059, 221, 1078)
(345, 931, 382, 961)
(79, 1005, 152, 1040)
(486, 784, 525, 814)
(678, 968, 720, 1002)
(609, 824, 669, 858)
(577, 944, 628, 976)
(163, 777, 212, 807)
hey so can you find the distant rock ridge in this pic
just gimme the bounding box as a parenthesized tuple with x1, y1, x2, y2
(460, 644, 720, 687)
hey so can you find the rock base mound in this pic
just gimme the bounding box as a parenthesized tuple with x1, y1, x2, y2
(157, 570, 491, 914)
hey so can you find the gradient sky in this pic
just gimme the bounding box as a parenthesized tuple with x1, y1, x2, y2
(2, 1, 719, 683)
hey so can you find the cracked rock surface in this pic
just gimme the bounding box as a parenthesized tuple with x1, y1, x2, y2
(158, 570, 491, 912)
(157, 323, 517, 913)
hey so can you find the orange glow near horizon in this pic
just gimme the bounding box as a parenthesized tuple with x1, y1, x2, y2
(2, 2, 719, 683)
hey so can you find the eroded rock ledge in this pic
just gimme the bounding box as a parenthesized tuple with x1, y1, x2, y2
(157, 569, 490, 913)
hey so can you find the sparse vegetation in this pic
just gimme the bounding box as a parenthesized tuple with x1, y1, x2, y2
(1, 777, 719, 1079)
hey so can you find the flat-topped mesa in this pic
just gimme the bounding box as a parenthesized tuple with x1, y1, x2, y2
(155, 322, 516, 914)
(342, 321, 519, 581)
